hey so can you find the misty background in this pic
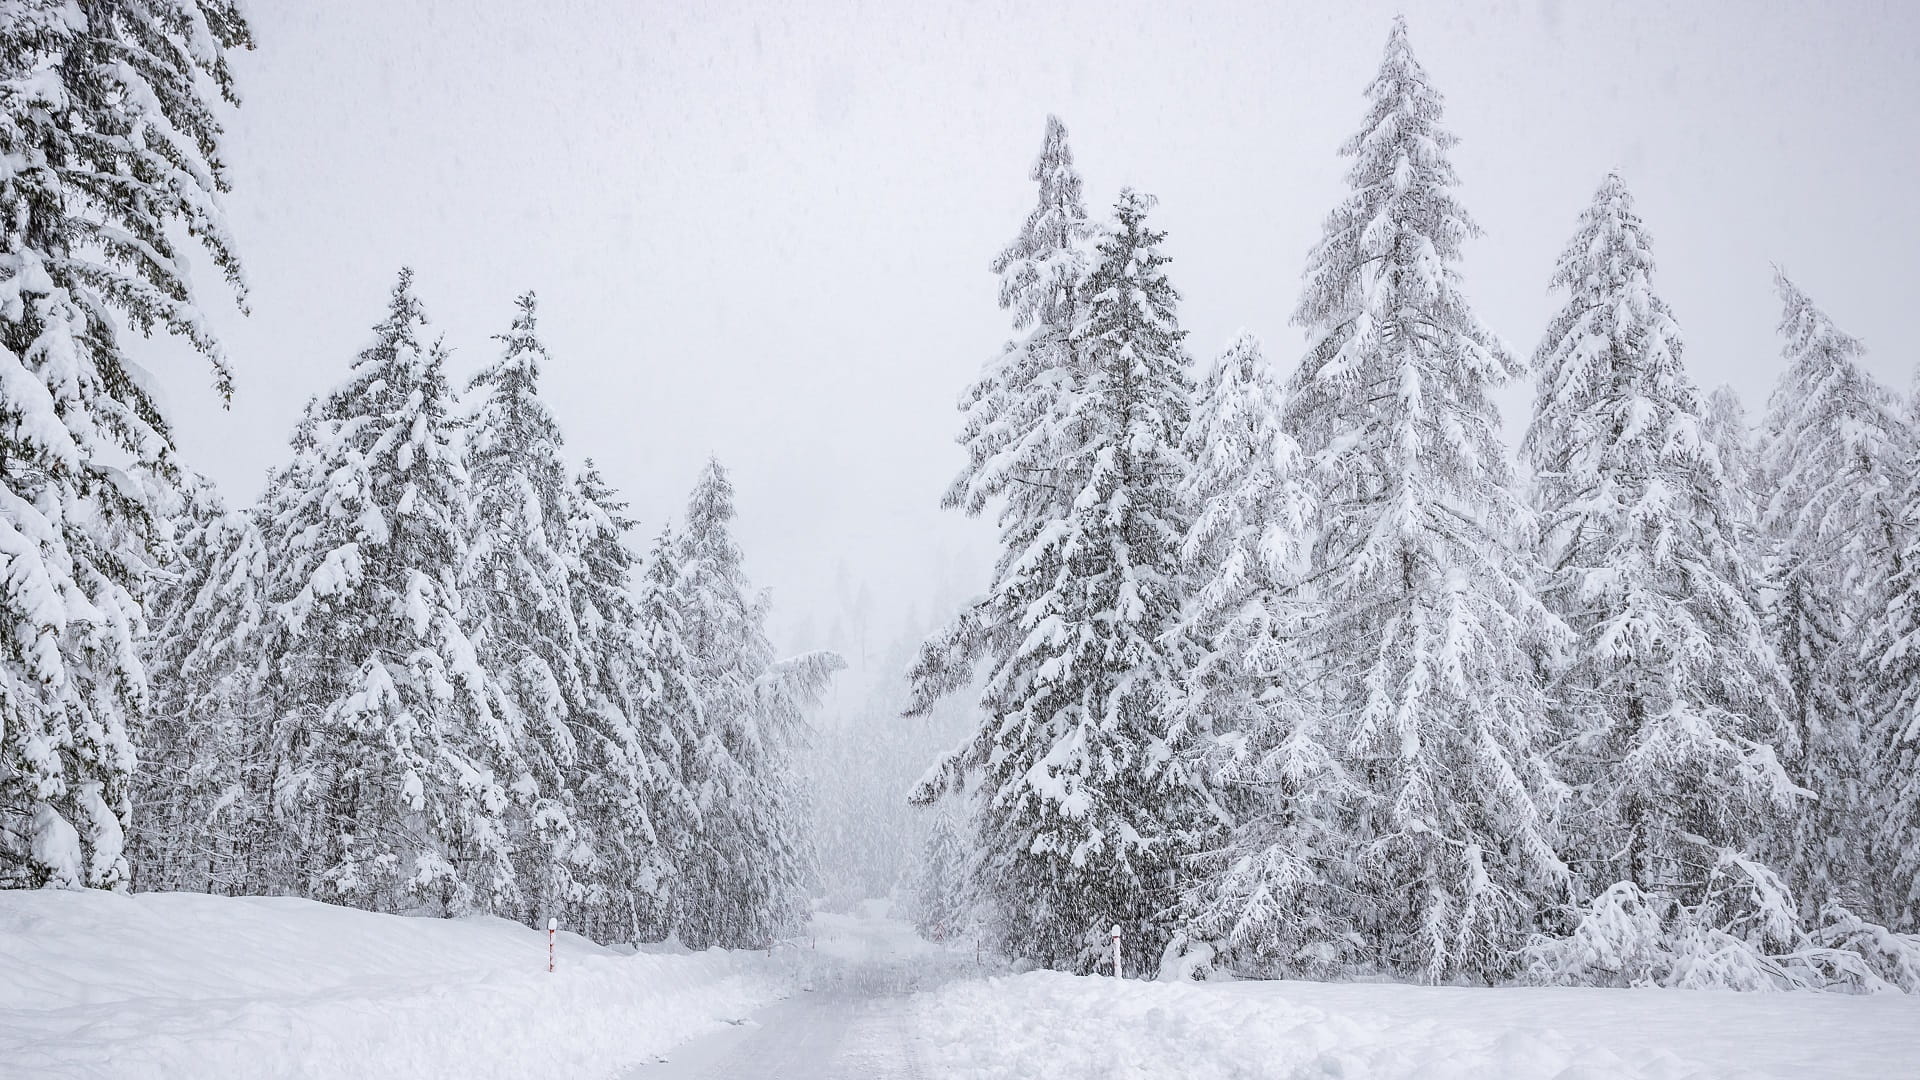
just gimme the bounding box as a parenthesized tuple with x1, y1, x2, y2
(138, 0, 1920, 664)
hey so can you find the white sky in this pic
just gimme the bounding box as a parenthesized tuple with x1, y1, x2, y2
(139, 0, 1920, 653)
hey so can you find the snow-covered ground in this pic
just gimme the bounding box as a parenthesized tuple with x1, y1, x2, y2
(6, 890, 1917, 1079)
(915, 970, 1920, 1079)
(0, 890, 789, 1079)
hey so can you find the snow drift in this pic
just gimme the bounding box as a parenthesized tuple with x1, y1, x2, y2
(913, 969, 1920, 1079)
(0, 890, 790, 1079)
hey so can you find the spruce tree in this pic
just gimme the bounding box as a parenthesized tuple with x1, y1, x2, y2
(1174, 333, 1349, 975)
(675, 459, 836, 946)
(1701, 385, 1766, 569)
(1857, 354, 1920, 932)
(1758, 270, 1908, 914)
(1283, 16, 1565, 982)
(566, 462, 674, 941)
(262, 271, 520, 915)
(913, 190, 1208, 974)
(631, 523, 704, 939)
(1521, 174, 1797, 929)
(1703, 387, 1756, 512)
(912, 116, 1094, 705)
(462, 292, 587, 923)
(1866, 444, 1920, 930)
(129, 479, 274, 894)
(0, 0, 253, 888)
(910, 796, 973, 943)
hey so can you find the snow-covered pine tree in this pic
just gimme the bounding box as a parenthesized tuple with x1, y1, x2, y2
(262, 270, 521, 915)
(674, 459, 838, 947)
(1173, 332, 1352, 977)
(1820, 353, 1920, 968)
(913, 190, 1209, 975)
(910, 116, 1094, 707)
(1701, 384, 1767, 569)
(1859, 360, 1920, 933)
(1703, 387, 1756, 512)
(910, 794, 973, 943)
(129, 477, 274, 894)
(462, 292, 588, 925)
(630, 522, 704, 940)
(1520, 174, 1800, 971)
(565, 462, 675, 942)
(1865, 444, 1920, 931)
(1282, 16, 1565, 983)
(1758, 270, 1909, 916)
(0, 1, 253, 888)
(990, 114, 1090, 333)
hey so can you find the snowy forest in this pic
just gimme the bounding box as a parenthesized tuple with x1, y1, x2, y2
(898, 20, 1920, 992)
(3, 0, 1919, 1026)
(0, 0, 839, 950)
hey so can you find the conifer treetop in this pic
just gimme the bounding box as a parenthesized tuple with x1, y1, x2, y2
(470, 292, 553, 407)
(1761, 268, 1906, 583)
(683, 456, 745, 579)
(1181, 331, 1313, 624)
(1524, 171, 1699, 485)
(1295, 16, 1509, 392)
(991, 114, 1092, 331)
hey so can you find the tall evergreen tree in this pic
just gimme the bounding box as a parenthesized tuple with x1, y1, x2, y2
(565, 462, 674, 941)
(675, 459, 836, 946)
(990, 114, 1091, 333)
(1703, 387, 1756, 511)
(910, 794, 974, 943)
(913, 190, 1208, 974)
(0, 0, 252, 888)
(1758, 270, 1908, 914)
(1857, 354, 1920, 933)
(462, 292, 587, 923)
(1521, 175, 1797, 927)
(1283, 16, 1565, 982)
(1866, 438, 1920, 930)
(630, 522, 704, 939)
(262, 271, 520, 915)
(129, 478, 274, 894)
(1701, 384, 1765, 568)
(912, 116, 1095, 706)
(1174, 333, 1349, 976)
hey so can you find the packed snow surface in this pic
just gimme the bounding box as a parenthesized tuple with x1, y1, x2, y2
(5, 890, 1917, 1079)
(0, 889, 788, 1079)
(633, 903, 961, 1078)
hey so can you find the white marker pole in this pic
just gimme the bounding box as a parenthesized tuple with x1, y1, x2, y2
(547, 917, 557, 973)
(1111, 924, 1122, 979)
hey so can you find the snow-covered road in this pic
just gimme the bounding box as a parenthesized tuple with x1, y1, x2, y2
(632, 903, 968, 1078)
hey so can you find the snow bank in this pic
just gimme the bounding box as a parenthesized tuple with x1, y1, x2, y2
(914, 971, 1920, 1079)
(0, 889, 790, 1079)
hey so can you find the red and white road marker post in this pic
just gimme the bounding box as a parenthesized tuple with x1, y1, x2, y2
(547, 917, 557, 973)
(1111, 924, 1122, 979)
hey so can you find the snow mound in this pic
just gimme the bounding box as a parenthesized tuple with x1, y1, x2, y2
(0, 889, 789, 1079)
(913, 970, 1920, 1079)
